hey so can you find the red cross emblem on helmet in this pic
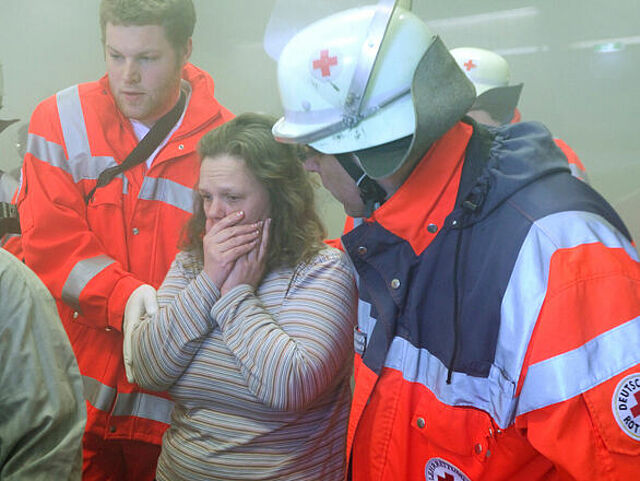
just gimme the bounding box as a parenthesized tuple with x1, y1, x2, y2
(311, 49, 340, 80)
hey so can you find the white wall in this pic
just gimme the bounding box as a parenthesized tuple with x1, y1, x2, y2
(1, 0, 638, 240)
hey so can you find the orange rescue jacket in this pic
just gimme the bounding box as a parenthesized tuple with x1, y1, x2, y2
(344, 121, 640, 480)
(17, 63, 233, 445)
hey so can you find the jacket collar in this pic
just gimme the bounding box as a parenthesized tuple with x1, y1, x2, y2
(369, 121, 473, 255)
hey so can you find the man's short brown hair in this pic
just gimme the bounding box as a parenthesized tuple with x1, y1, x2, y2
(99, 0, 196, 52)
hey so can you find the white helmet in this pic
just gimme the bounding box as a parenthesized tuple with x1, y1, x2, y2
(273, 3, 433, 153)
(450, 47, 523, 124)
(450, 47, 510, 96)
(273, 1, 475, 178)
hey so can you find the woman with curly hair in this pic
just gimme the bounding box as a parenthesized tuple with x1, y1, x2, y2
(125, 112, 356, 481)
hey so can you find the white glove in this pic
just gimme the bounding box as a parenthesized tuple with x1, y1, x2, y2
(122, 284, 158, 384)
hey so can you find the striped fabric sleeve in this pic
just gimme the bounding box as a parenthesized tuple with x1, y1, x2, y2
(211, 249, 357, 411)
(130, 251, 220, 390)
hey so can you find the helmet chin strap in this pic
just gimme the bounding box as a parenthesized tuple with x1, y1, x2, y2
(334, 153, 387, 217)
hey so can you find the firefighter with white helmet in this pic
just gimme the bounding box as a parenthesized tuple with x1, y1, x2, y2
(451, 46, 589, 181)
(273, 2, 474, 215)
(272, 1, 640, 480)
(450, 47, 523, 125)
(450, 47, 512, 95)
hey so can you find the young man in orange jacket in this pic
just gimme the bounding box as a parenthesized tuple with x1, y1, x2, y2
(16, 0, 233, 479)
(272, 1, 640, 479)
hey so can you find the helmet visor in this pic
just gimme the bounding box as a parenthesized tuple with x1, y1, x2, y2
(263, 0, 381, 61)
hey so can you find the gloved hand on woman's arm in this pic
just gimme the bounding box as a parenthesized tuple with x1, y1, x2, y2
(122, 284, 158, 384)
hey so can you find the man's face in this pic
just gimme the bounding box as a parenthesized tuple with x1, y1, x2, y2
(105, 23, 191, 127)
(303, 151, 367, 217)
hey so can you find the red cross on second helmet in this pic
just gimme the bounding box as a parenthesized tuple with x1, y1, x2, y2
(464, 59, 477, 71)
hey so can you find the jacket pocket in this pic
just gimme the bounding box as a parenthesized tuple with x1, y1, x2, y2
(411, 393, 495, 461)
(85, 177, 124, 210)
(85, 179, 126, 256)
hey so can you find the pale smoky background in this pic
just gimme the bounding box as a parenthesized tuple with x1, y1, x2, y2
(1, 0, 638, 241)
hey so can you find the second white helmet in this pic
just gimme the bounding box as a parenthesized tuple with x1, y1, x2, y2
(450, 47, 511, 96)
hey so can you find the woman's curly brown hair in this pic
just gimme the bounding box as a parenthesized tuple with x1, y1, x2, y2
(180, 112, 327, 271)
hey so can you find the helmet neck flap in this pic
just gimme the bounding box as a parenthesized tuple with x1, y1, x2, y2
(369, 36, 476, 180)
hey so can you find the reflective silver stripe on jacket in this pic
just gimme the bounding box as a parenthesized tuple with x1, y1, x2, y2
(57, 85, 91, 161)
(83, 375, 116, 411)
(56, 85, 193, 211)
(498, 210, 639, 384)
(28, 133, 118, 182)
(518, 314, 640, 417)
(112, 391, 173, 424)
(382, 210, 639, 429)
(506, 210, 639, 416)
(139, 176, 194, 214)
(56, 85, 119, 182)
(83, 376, 173, 425)
(62, 255, 115, 311)
(27, 133, 70, 173)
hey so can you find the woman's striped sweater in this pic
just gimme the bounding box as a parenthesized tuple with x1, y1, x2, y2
(130, 247, 356, 481)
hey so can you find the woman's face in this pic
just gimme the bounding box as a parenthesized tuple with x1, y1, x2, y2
(198, 154, 271, 233)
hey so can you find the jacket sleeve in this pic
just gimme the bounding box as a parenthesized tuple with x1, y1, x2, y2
(515, 239, 640, 480)
(16, 98, 143, 331)
(0, 249, 86, 481)
(212, 249, 357, 411)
